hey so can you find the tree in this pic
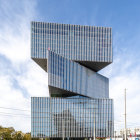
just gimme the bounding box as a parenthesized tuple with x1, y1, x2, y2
(23, 133, 31, 140)
(0, 125, 31, 140)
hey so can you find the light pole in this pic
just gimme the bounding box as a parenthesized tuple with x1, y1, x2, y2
(115, 131, 116, 140)
(94, 111, 96, 140)
(62, 118, 65, 140)
(93, 104, 97, 140)
(124, 89, 127, 140)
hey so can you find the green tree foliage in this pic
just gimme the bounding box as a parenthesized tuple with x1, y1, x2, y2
(0, 125, 31, 140)
(23, 133, 31, 140)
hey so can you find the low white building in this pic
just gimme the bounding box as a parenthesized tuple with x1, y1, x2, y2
(106, 128, 140, 140)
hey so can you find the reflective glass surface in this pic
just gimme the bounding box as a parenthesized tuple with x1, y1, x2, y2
(48, 51, 109, 98)
(31, 97, 114, 138)
(31, 22, 112, 71)
(30, 21, 114, 139)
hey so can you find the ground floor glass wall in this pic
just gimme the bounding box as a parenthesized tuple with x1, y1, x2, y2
(31, 97, 114, 139)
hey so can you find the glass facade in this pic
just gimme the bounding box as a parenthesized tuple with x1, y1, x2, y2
(31, 97, 114, 138)
(31, 21, 114, 139)
(31, 21, 112, 71)
(48, 50, 109, 98)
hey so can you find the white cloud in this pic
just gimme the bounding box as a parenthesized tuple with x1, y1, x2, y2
(0, 0, 49, 132)
(0, 0, 140, 134)
(0, 75, 31, 132)
(109, 69, 140, 130)
(100, 32, 140, 131)
(16, 61, 49, 97)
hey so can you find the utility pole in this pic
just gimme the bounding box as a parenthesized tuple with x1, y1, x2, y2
(115, 131, 116, 140)
(94, 111, 96, 140)
(124, 89, 127, 140)
(62, 119, 65, 140)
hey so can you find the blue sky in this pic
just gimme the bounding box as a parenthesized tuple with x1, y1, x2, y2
(0, 0, 140, 133)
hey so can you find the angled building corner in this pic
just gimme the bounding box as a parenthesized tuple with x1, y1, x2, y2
(31, 21, 114, 139)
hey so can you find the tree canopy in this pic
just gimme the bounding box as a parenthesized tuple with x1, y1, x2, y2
(0, 125, 31, 140)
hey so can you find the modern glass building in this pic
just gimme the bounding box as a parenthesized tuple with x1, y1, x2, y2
(31, 97, 113, 138)
(48, 50, 109, 99)
(31, 21, 114, 140)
